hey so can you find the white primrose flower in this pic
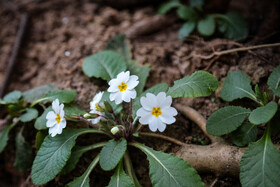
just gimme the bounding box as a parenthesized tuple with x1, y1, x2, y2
(136, 92, 178, 132)
(46, 99, 67, 137)
(108, 71, 139, 104)
(89, 91, 104, 124)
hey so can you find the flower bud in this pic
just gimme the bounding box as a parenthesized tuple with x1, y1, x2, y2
(83, 113, 92, 119)
(110, 126, 119, 135)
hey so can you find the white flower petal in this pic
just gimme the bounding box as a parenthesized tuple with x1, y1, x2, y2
(159, 115, 176, 124)
(88, 116, 102, 124)
(108, 79, 121, 92)
(49, 125, 59, 137)
(52, 99, 60, 113)
(158, 94, 172, 109)
(109, 92, 118, 101)
(138, 111, 152, 124)
(114, 92, 123, 104)
(140, 97, 153, 111)
(148, 117, 160, 132)
(162, 107, 178, 117)
(46, 119, 57, 127)
(59, 104, 65, 117)
(136, 108, 150, 117)
(127, 75, 139, 89)
(117, 71, 130, 82)
(60, 119, 67, 129)
(157, 120, 166, 132)
(46, 111, 56, 120)
(122, 90, 136, 102)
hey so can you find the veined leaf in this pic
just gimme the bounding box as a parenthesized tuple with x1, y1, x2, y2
(221, 71, 256, 101)
(66, 155, 100, 187)
(22, 84, 58, 103)
(61, 142, 106, 175)
(107, 162, 133, 187)
(132, 143, 204, 187)
(82, 50, 127, 82)
(3, 91, 22, 103)
(31, 128, 103, 185)
(206, 106, 251, 136)
(20, 108, 38, 122)
(167, 71, 218, 98)
(240, 126, 280, 187)
(64, 104, 86, 116)
(197, 15, 215, 36)
(106, 35, 131, 63)
(158, 0, 180, 15)
(268, 65, 280, 97)
(14, 128, 33, 172)
(232, 122, 257, 147)
(177, 6, 197, 21)
(34, 106, 52, 130)
(100, 138, 127, 171)
(42, 90, 76, 103)
(216, 12, 248, 40)
(133, 83, 169, 117)
(249, 101, 278, 125)
(35, 131, 48, 150)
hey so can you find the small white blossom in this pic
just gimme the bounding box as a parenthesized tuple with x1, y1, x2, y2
(89, 91, 104, 124)
(108, 71, 139, 104)
(136, 92, 177, 132)
(46, 99, 67, 137)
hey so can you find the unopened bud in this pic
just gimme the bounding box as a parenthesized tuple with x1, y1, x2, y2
(111, 126, 119, 135)
(83, 113, 91, 119)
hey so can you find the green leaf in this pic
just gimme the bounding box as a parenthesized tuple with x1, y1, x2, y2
(42, 90, 77, 104)
(158, 0, 180, 15)
(31, 128, 102, 185)
(190, 0, 204, 9)
(240, 126, 280, 187)
(66, 155, 100, 187)
(34, 107, 52, 130)
(64, 104, 86, 116)
(127, 60, 150, 94)
(22, 84, 58, 103)
(106, 35, 131, 63)
(14, 128, 33, 172)
(61, 142, 106, 175)
(167, 71, 218, 98)
(177, 6, 197, 21)
(82, 51, 127, 81)
(0, 119, 18, 153)
(232, 122, 257, 147)
(221, 71, 256, 101)
(35, 131, 48, 150)
(20, 108, 38, 122)
(133, 83, 169, 116)
(178, 22, 195, 39)
(3, 91, 22, 103)
(271, 110, 280, 135)
(100, 138, 127, 171)
(249, 101, 278, 125)
(216, 12, 248, 40)
(206, 106, 251, 136)
(107, 162, 133, 187)
(268, 65, 280, 97)
(197, 15, 215, 36)
(132, 143, 204, 187)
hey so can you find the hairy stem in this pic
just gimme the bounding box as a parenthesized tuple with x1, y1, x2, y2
(123, 151, 142, 187)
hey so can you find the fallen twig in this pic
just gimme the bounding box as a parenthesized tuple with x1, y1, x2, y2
(0, 14, 28, 97)
(139, 132, 184, 146)
(194, 42, 280, 60)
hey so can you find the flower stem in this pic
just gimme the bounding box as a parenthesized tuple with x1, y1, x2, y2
(123, 151, 142, 187)
(138, 132, 184, 146)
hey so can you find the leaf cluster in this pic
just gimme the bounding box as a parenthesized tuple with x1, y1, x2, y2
(158, 0, 248, 40)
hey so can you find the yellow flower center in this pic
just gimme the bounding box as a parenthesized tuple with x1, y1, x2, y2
(118, 82, 127, 92)
(95, 104, 101, 111)
(55, 113, 61, 124)
(152, 107, 162, 117)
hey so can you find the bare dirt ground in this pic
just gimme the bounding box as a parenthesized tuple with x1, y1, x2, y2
(0, 0, 280, 186)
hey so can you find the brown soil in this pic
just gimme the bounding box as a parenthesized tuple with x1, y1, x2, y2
(0, 0, 280, 186)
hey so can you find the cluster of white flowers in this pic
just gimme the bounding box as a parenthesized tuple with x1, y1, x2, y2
(46, 71, 177, 137)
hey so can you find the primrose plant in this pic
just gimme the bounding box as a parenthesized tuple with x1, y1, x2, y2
(158, 0, 248, 40)
(29, 35, 219, 186)
(206, 66, 280, 187)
